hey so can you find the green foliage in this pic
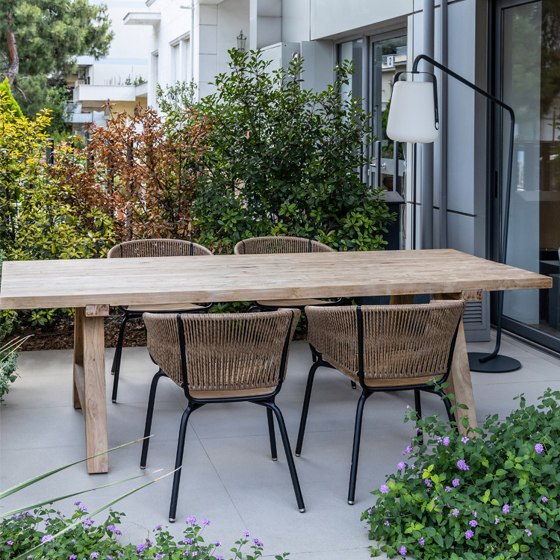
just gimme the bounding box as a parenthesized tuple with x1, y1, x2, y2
(0, 337, 25, 403)
(0, 78, 23, 118)
(160, 50, 395, 254)
(362, 388, 560, 559)
(0, 507, 289, 560)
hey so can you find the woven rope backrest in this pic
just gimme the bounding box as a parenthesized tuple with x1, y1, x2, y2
(234, 236, 335, 255)
(107, 239, 212, 259)
(306, 301, 465, 382)
(144, 309, 300, 392)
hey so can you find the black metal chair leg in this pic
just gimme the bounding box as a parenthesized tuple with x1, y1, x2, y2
(266, 407, 278, 460)
(140, 370, 166, 468)
(266, 402, 305, 513)
(351, 381, 357, 390)
(348, 392, 369, 505)
(414, 389, 423, 445)
(296, 361, 320, 456)
(169, 404, 197, 523)
(111, 314, 130, 403)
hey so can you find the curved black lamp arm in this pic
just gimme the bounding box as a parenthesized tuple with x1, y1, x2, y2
(412, 54, 516, 362)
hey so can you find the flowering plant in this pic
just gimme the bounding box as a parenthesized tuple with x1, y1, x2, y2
(0, 506, 288, 560)
(362, 388, 560, 559)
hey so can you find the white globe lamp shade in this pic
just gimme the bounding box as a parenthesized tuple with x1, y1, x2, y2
(386, 80, 439, 144)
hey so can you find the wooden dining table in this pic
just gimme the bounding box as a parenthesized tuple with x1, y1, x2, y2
(0, 248, 552, 473)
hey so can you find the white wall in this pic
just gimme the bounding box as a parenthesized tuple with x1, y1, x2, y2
(83, 0, 151, 86)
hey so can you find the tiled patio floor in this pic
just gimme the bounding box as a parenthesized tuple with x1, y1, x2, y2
(1, 334, 559, 559)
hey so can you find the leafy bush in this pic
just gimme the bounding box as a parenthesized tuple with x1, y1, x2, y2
(51, 105, 210, 242)
(159, 51, 395, 254)
(0, 506, 288, 560)
(362, 388, 560, 559)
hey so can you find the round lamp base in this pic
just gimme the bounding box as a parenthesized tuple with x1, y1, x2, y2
(468, 352, 521, 373)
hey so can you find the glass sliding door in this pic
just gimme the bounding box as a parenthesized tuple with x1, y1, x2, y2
(495, 0, 560, 351)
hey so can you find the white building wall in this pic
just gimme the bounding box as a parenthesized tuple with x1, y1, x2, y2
(81, 0, 151, 86)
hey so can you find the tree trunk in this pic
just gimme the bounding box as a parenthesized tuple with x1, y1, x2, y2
(3, 10, 19, 85)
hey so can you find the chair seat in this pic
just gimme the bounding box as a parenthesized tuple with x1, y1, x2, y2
(189, 386, 276, 399)
(257, 298, 332, 308)
(125, 302, 203, 313)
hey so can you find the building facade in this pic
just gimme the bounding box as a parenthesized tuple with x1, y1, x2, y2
(127, 0, 559, 354)
(67, 0, 151, 135)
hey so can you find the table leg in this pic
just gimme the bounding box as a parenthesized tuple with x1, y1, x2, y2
(73, 306, 109, 474)
(434, 293, 478, 434)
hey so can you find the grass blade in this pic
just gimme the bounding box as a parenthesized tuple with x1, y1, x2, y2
(13, 469, 177, 560)
(1, 469, 162, 519)
(0, 437, 149, 500)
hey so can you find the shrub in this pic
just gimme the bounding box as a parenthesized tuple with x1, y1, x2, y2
(0, 505, 288, 560)
(362, 388, 560, 559)
(159, 51, 395, 254)
(52, 105, 211, 242)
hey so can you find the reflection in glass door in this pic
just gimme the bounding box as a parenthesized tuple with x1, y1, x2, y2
(496, 0, 560, 350)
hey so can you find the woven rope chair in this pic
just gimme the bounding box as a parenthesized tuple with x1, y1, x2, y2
(107, 239, 213, 403)
(234, 236, 341, 309)
(140, 308, 305, 521)
(296, 300, 466, 505)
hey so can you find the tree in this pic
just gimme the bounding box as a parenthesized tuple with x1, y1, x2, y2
(159, 50, 395, 254)
(0, 77, 22, 117)
(0, 0, 113, 127)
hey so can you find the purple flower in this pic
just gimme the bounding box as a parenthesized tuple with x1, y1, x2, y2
(380, 484, 389, 494)
(443, 436, 450, 447)
(472, 510, 478, 518)
(503, 504, 510, 514)
(411, 463, 416, 469)
(69, 556, 77, 560)
(469, 520, 478, 527)
(90, 553, 98, 559)
(214, 541, 222, 546)
(424, 479, 432, 487)
(402, 445, 412, 455)
(535, 443, 544, 454)
(186, 516, 196, 524)
(461, 436, 469, 443)
(399, 545, 407, 556)
(465, 530, 474, 540)
(80, 504, 88, 512)
(155, 556, 165, 560)
(418, 537, 425, 546)
(384, 520, 390, 526)
(136, 543, 148, 553)
(82, 518, 94, 527)
(452, 478, 460, 487)
(74, 500, 81, 506)
(216, 557, 223, 560)
(183, 538, 193, 544)
(525, 529, 532, 537)
(542, 496, 548, 503)
(6, 541, 13, 546)
(41, 535, 54, 543)
(445, 486, 452, 492)
(243, 531, 251, 537)
(202, 518, 210, 526)
(495, 518, 500, 525)
(397, 462, 406, 471)
(457, 460, 469, 471)
(154, 524, 162, 531)
(253, 538, 264, 546)
(451, 508, 459, 517)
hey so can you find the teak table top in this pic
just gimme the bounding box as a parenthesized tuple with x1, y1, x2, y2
(0, 249, 552, 310)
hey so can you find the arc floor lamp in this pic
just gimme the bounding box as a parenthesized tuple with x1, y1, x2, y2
(387, 53, 520, 373)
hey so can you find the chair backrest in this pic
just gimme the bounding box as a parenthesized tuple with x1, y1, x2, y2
(107, 239, 212, 259)
(306, 300, 465, 384)
(234, 236, 335, 255)
(143, 309, 300, 395)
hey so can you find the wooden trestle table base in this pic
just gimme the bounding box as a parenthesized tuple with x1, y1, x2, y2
(0, 249, 552, 473)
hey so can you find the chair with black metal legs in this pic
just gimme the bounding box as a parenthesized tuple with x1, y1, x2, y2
(107, 239, 212, 403)
(234, 236, 346, 368)
(295, 300, 465, 505)
(140, 308, 305, 522)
